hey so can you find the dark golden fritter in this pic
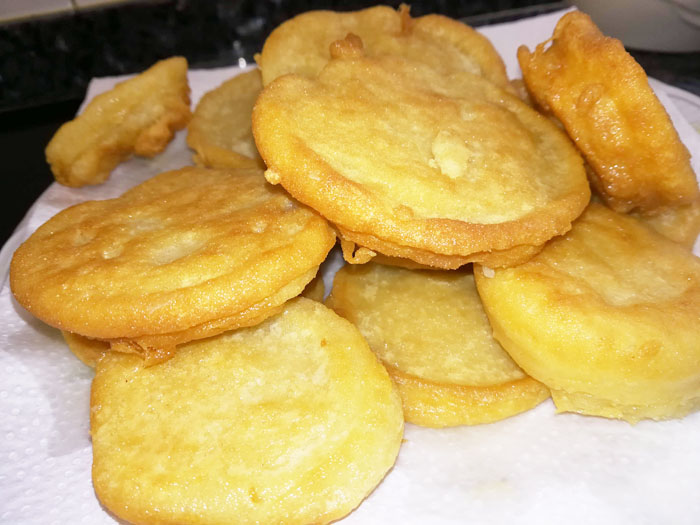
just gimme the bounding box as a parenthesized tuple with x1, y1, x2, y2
(518, 12, 698, 214)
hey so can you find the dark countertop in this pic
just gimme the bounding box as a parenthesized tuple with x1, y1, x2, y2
(1, 0, 698, 247)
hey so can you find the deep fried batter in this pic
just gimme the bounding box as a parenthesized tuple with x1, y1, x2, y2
(475, 203, 700, 423)
(11, 167, 335, 360)
(518, 12, 698, 214)
(254, 36, 589, 268)
(91, 298, 403, 525)
(46, 57, 191, 187)
(258, 4, 511, 91)
(326, 263, 549, 427)
(187, 68, 264, 169)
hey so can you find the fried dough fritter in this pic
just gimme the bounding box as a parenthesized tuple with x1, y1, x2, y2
(187, 68, 264, 169)
(258, 4, 511, 91)
(475, 203, 700, 423)
(518, 12, 698, 214)
(10, 167, 335, 360)
(326, 263, 549, 427)
(46, 57, 192, 187)
(253, 36, 589, 269)
(91, 298, 404, 525)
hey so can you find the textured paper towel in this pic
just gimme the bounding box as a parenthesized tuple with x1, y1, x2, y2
(2, 9, 700, 525)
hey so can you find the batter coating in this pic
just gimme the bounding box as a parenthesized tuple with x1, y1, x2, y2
(46, 57, 191, 187)
(187, 68, 264, 169)
(475, 203, 700, 422)
(254, 36, 589, 268)
(91, 298, 404, 525)
(518, 12, 698, 214)
(11, 167, 335, 358)
(326, 263, 549, 427)
(258, 4, 511, 91)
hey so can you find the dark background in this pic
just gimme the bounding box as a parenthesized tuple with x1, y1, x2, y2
(1, 0, 698, 246)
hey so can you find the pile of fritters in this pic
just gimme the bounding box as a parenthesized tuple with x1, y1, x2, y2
(8, 5, 700, 525)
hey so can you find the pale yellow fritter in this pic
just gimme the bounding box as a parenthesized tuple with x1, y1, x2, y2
(258, 4, 511, 91)
(518, 11, 698, 214)
(91, 298, 404, 525)
(62, 332, 108, 368)
(10, 167, 335, 355)
(475, 203, 700, 423)
(46, 57, 192, 187)
(254, 36, 589, 269)
(326, 263, 549, 427)
(187, 68, 264, 169)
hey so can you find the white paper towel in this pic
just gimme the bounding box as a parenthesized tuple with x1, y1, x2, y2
(2, 9, 700, 525)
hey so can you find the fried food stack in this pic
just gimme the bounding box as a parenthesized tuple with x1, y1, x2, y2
(11, 166, 335, 362)
(254, 9, 591, 269)
(8, 5, 700, 525)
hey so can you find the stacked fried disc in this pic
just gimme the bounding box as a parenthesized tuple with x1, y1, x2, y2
(518, 11, 700, 247)
(253, 6, 591, 269)
(327, 263, 550, 427)
(11, 166, 335, 363)
(475, 203, 700, 422)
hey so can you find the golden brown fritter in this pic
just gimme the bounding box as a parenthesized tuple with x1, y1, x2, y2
(46, 57, 192, 187)
(11, 167, 335, 360)
(475, 203, 700, 423)
(258, 4, 512, 91)
(327, 263, 549, 427)
(518, 12, 698, 214)
(91, 298, 403, 525)
(254, 36, 589, 269)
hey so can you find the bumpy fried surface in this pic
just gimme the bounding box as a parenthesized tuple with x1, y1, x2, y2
(326, 263, 549, 427)
(10, 167, 335, 349)
(518, 12, 698, 214)
(258, 4, 511, 91)
(475, 203, 700, 423)
(254, 37, 589, 269)
(62, 332, 108, 368)
(91, 298, 403, 525)
(187, 68, 264, 169)
(46, 57, 191, 187)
